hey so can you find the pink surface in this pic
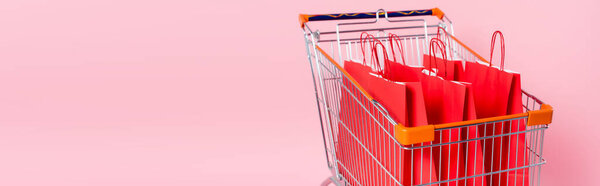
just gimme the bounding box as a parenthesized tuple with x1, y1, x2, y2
(0, 0, 597, 185)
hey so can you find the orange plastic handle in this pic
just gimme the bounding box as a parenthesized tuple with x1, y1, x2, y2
(299, 8, 445, 28)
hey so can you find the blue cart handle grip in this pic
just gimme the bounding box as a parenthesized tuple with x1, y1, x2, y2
(299, 8, 445, 28)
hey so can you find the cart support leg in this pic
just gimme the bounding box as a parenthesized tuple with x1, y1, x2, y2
(321, 176, 342, 186)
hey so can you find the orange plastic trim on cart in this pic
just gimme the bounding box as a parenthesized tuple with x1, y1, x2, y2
(527, 104, 553, 126)
(299, 14, 310, 28)
(395, 125, 435, 145)
(431, 7, 445, 20)
(395, 104, 553, 145)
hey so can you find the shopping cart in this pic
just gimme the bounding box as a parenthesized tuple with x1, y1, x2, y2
(299, 8, 553, 186)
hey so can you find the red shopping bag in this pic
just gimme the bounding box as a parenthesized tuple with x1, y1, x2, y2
(456, 31, 527, 186)
(457, 53, 509, 186)
(424, 75, 466, 186)
(363, 37, 410, 125)
(384, 34, 439, 185)
(427, 29, 487, 185)
(507, 73, 528, 186)
(490, 32, 528, 186)
(421, 38, 465, 186)
(460, 82, 488, 185)
(501, 71, 529, 186)
(386, 33, 428, 127)
(372, 40, 438, 185)
(462, 49, 512, 186)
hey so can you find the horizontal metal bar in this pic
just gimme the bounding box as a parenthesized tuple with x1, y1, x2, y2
(319, 33, 434, 43)
(303, 9, 434, 22)
(435, 116, 529, 130)
(319, 25, 439, 35)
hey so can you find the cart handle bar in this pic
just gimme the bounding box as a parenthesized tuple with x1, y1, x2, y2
(299, 8, 445, 28)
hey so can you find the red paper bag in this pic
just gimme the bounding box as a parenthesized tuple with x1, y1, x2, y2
(421, 73, 466, 186)
(460, 82, 488, 185)
(463, 58, 513, 185)
(434, 28, 487, 183)
(375, 35, 438, 185)
(387, 33, 428, 127)
(365, 39, 410, 125)
(457, 31, 527, 186)
(496, 71, 529, 186)
(375, 39, 441, 185)
(421, 38, 465, 186)
(491, 32, 528, 186)
(458, 58, 510, 185)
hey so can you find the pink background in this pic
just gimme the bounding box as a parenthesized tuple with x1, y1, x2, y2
(0, 0, 597, 185)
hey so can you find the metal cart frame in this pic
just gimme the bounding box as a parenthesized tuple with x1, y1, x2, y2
(300, 8, 553, 186)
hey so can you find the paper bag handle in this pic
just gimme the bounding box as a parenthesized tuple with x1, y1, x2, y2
(388, 33, 407, 65)
(490, 31, 505, 71)
(428, 38, 448, 77)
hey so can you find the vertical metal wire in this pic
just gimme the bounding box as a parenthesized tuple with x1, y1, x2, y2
(498, 122, 504, 186)
(439, 131, 443, 185)
(458, 129, 462, 186)
(303, 32, 334, 171)
(448, 130, 452, 185)
(514, 119, 520, 186)
(313, 42, 341, 180)
(537, 127, 545, 186)
(410, 37, 416, 65)
(430, 142, 433, 185)
(523, 119, 528, 186)
(531, 125, 540, 186)
(420, 142, 424, 185)
(411, 144, 414, 186)
(417, 37, 421, 66)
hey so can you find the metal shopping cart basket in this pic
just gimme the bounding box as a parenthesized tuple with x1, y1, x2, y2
(299, 8, 553, 186)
